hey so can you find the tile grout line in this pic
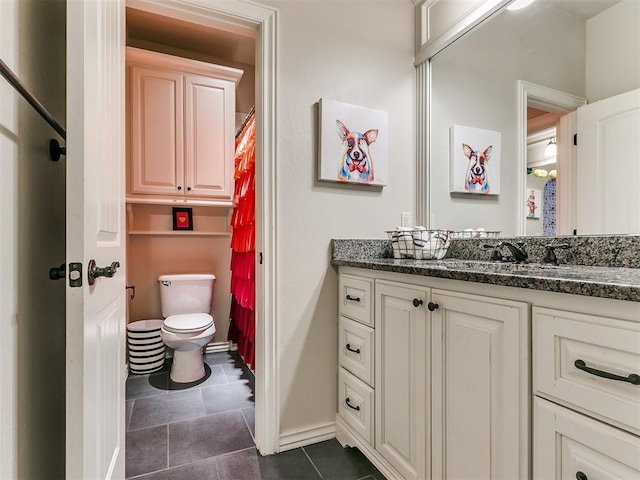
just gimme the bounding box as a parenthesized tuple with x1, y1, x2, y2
(166, 424, 170, 473)
(302, 446, 324, 479)
(241, 408, 256, 444)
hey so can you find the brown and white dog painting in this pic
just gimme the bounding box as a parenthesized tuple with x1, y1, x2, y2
(462, 143, 492, 194)
(336, 119, 378, 183)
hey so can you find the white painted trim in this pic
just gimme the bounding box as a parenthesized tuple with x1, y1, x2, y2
(124, 0, 280, 455)
(517, 80, 585, 235)
(278, 422, 336, 453)
(414, 0, 510, 65)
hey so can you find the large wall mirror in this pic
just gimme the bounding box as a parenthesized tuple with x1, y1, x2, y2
(425, 0, 639, 236)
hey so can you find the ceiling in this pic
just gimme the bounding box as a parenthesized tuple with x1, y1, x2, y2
(548, 0, 621, 19)
(126, 8, 256, 66)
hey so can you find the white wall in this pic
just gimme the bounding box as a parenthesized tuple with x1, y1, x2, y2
(258, 0, 416, 436)
(1, 0, 66, 477)
(0, 2, 19, 477)
(429, 5, 585, 235)
(586, 0, 640, 103)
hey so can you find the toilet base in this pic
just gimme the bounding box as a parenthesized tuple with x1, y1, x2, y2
(170, 349, 206, 383)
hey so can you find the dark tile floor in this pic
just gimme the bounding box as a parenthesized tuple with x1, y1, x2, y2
(126, 351, 384, 480)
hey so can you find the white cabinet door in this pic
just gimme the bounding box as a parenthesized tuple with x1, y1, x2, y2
(184, 74, 234, 199)
(534, 397, 640, 479)
(129, 65, 184, 196)
(431, 289, 529, 480)
(375, 280, 429, 480)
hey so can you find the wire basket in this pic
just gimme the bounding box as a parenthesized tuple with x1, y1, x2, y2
(387, 229, 452, 260)
(449, 229, 502, 239)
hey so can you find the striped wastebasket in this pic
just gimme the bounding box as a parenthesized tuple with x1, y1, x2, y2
(127, 320, 166, 374)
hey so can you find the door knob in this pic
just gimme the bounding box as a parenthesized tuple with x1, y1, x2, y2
(49, 263, 65, 280)
(88, 259, 120, 285)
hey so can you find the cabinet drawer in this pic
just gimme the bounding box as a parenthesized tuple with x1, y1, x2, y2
(339, 316, 374, 387)
(534, 397, 640, 478)
(534, 307, 640, 433)
(338, 368, 374, 446)
(339, 274, 373, 327)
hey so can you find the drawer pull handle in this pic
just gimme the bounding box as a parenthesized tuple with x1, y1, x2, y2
(574, 359, 640, 385)
(427, 301, 439, 311)
(345, 397, 360, 411)
(413, 298, 423, 308)
(346, 343, 361, 354)
(346, 295, 361, 302)
(576, 472, 587, 480)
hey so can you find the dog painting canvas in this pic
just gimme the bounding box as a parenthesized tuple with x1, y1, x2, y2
(450, 125, 501, 195)
(319, 98, 388, 186)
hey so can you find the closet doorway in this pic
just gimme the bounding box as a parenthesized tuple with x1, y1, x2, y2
(125, 0, 278, 455)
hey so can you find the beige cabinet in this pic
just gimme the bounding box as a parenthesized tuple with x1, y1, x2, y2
(126, 47, 242, 205)
(534, 397, 640, 479)
(336, 269, 530, 480)
(430, 289, 529, 480)
(375, 280, 429, 480)
(533, 306, 640, 478)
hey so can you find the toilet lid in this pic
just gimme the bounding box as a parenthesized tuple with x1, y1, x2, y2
(164, 313, 213, 333)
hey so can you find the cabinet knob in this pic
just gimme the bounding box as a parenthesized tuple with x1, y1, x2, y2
(187, 186, 192, 191)
(412, 298, 423, 308)
(177, 186, 182, 191)
(576, 472, 588, 480)
(427, 301, 439, 312)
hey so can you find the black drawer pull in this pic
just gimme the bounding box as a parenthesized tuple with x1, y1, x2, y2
(427, 301, 439, 312)
(346, 343, 361, 354)
(576, 472, 587, 480)
(345, 397, 360, 411)
(412, 298, 423, 308)
(574, 359, 640, 385)
(346, 294, 361, 302)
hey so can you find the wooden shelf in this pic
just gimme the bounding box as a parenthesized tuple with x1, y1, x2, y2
(128, 230, 230, 237)
(126, 195, 234, 208)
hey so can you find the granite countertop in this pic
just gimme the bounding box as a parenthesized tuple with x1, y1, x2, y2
(331, 238, 640, 303)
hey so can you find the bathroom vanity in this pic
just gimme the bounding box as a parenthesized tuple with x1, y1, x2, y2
(332, 238, 640, 480)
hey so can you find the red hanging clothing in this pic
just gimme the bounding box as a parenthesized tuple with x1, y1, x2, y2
(228, 108, 256, 369)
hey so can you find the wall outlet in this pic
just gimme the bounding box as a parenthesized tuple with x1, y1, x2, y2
(401, 212, 412, 227)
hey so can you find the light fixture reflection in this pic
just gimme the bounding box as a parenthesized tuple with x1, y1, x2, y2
(507, 0, 536, 11)
(544, 137, 557, 157)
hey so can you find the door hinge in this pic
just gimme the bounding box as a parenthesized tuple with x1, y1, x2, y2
(573, 133, 578, 146)
(68, 262, 82, 287)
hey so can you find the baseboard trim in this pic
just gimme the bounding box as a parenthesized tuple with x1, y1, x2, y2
(278, 422, 336, 452)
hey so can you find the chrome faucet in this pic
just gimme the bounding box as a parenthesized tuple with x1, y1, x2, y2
(497, 241, 528, 264)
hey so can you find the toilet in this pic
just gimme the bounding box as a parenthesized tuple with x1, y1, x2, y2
(159, 274, 216, 383)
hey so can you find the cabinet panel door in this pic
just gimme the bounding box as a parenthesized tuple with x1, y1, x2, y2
(129, 66, 184, 195)
(184, 75, 234, 199)
(534, 397, 640, 479)
(375, 280, 428, 480)
(431, 289, 529, 480)
(534, 307, 640, 434)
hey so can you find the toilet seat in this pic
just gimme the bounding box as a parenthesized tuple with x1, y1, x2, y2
(163, 313, 213, 334)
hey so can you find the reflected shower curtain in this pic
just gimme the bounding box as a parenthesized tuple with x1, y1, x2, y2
(228, 107, 256, 369)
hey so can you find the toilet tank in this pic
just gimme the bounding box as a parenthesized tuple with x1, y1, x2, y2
(158, 274, 216, 317)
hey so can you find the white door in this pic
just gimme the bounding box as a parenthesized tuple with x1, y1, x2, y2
(66, 1, 126, 479)
(577, 88, 640, 234)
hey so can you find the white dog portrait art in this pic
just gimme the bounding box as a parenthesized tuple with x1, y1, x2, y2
(318, 98, 388, 186)
(450, 125, 501, 195)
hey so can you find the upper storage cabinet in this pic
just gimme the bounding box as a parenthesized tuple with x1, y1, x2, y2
(126, 47, 243, 205)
